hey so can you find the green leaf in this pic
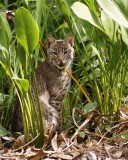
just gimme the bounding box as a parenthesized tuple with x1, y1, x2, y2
(17, 44, 27, 73)
(56, 0, 73, 28)
(114, 0, 128, 19)
(18, 79, 29, 92)
(78, 131, 86, 139)
(12, 76, 29, 92)
(0, 124, 8, 137)
(121, 134, 128, 140)
(0, 66, 6, 78)
(101, 10, 119, 42)
(0, 13, 12, 49)
(0, 93, 10, 106)
(14, 7, 39, 55)
(96, 0, 128, 28)
(36, 0, 46, 26)
(84, 0, 99, 18)
(0, 45, 12, 78)
(120, 26, 128, 46)
(25, 0, 28, 5)
(101, 10, 114, 40)
(71, 2, 101, 29)
(84, 102, 97, 112)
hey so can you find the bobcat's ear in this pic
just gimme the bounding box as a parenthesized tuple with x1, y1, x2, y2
(64, 35, 74, 47)
(45, 35, 56, 48)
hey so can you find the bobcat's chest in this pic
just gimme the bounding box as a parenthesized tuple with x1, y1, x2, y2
(49, 73, 69, 99)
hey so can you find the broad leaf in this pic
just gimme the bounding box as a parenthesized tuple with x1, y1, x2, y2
(0, 124, 8, 137)
(96, 0, 128, 28)
(0, 45, 12, 78)
(101, 10, 119, 42)
(12, 76, 29, 92)
(120, 26, 128, 46)
(17, 44, 27, 74)
(84, 102, 97, 112)
(14, 7, 39, 55)
(18, 79, 29, 92)
(114, 0, 128, 19)
(36, 0, 46, 25)
(71, 2, 101, 29)
(0, 13, 11, 49)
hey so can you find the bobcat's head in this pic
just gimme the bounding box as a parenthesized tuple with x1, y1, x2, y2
(46, 35, 74, 69)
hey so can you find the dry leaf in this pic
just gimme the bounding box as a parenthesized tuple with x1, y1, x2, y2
(50, 152, 72, 159)
(2, 136, 14, 141)
(112, 151, 122, 158)
(51, 133, 58, 151)
(12, 135, 25, 150)
(88, 151, 97, 160)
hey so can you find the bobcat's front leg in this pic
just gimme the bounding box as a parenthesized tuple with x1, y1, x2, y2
(39, 94, 59, 130)
(49, 99, 63, 131)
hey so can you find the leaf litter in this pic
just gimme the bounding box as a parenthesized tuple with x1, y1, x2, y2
(0, 107, 128, 160)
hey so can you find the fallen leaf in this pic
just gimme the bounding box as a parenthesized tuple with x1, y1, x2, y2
(50, 152, 72, 159)
(51, 133, 58, 151)
(2, 136, 14, 141)
(88, 151, 97, 160)
(12, 135, 25, 149)
(112, 151, 122, 158)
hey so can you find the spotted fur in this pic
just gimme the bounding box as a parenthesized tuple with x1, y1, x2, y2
(12, 35, 74, 132)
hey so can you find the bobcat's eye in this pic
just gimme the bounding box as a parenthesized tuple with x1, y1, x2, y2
(64, 50, 68, 55)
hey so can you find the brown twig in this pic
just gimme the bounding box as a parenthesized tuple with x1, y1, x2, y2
(84, 130, 110, 141)
(64, 68, 92, 103)
(38, 40, 47, 50)
(72, 108, 79, 128)
(97, 122, 124, 145)
(13, 133, 40, 152)
(70, 114, 93, 142)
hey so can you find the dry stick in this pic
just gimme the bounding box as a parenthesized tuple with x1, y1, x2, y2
(38, 40, 47, 50)
(84, 130, 110, 140)
(13, 133, 40, 152)
(70, 114, 93, 142)
(61, 133, 70, 147)
(104, 123, 128, 143)
(64, 68, 94, 141)
(72, 108, 79, 128)
(64, 68, 91, 103)
(98, 120, 128, 145)
(104, 146, 111, 159)
(104, 131, 127, 143)
(62, 142, 75, 152)
(60, 133, 75, 152)
(64, 68, 93, 141)
(97, 124, 120, 145)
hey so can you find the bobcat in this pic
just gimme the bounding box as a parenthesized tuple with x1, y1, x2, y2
(12, 35, 74, 132)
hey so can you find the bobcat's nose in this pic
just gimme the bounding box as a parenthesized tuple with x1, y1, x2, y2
(58, 60, 66, 67)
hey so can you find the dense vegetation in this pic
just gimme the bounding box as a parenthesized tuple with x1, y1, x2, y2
(0, 0, 128, 152)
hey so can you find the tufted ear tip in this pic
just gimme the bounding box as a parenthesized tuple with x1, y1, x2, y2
(64, 35, 74, 47)
(45, 35, 56, 48)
